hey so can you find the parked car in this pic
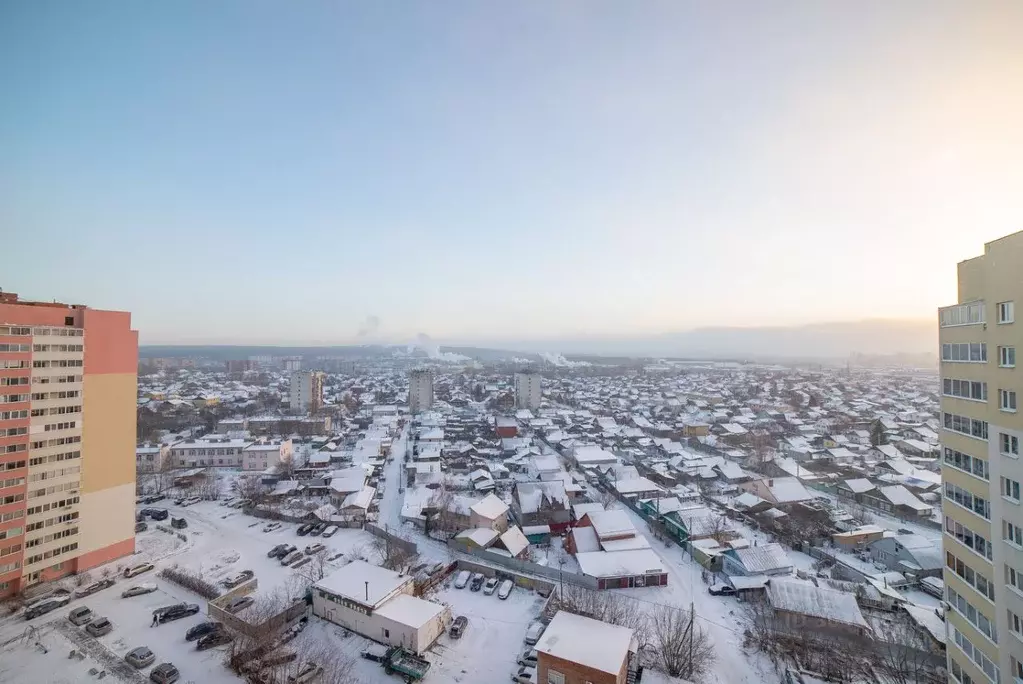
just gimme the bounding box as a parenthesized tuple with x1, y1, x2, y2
(25, 594, 71, 620)
(263, 522, 282, 533)
(86, 617, 113, 637)
(429, 562, 445, 574)
(453, 570, 470, 589)
(512, 666, 537, 683)
(125, 646, 156, 669)
(523, 622, 545, 646)
(287, 662, 324, 684)
(320, 525, 338, 538)
(449, 615, 468, 639)
(225, 596, 254, 613)
(483, 578, 499, 595)
(147, 508, 169, 521)
(221, 570, 255, 588)
(150, 662, 180, 684)
(281, 550, 303, 566)
(469, 573, 485, 591)
(68, 606, 94, 626)
(304, 543, 325, 555)
(267, 543, 291, 558)
(186, 621, 223, 641)
(296, 523, 314, 536)
(498, 579, 513, 600)
(135, 521, 148, 533)
(517, 649, 538, 668)
(220, 498, 236, 507)
(156, 604, 200, 623)
(124, 562, 155, 578)
(173, 497, 186, 506)
(309, 523, 327, 536)
(170, 517, 187, 529)
(197, 630, 234, 650)
(360, 645, 389, 663)
(291, 556, 311, 569)
(122, 583, 158, 598)
(708, 583, 736, 597)
(75, 578, 116, 598)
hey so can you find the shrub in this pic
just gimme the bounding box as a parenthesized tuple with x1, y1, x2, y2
(158, 565, 219, 600)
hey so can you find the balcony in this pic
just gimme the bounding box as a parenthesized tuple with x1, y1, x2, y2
(940, 301, 985, 328)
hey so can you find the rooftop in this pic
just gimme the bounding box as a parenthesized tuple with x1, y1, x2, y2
(536, 611, 633, 675)
(314, 560, 410, 608)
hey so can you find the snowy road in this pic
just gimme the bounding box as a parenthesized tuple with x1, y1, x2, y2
(378, 425, 408, 531)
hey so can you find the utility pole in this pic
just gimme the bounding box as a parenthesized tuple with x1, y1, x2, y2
(688, 600, 695, 679)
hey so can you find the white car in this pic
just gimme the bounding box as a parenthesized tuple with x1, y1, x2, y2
(320, 525, 338, 538)
(304, 543, 325, 555)
(523, 622, 545, 645)
(483, 578, 499, 595)
(263, 522, 282, 533)
(453, 570, 470, 589)
(498, 579, 513, 600)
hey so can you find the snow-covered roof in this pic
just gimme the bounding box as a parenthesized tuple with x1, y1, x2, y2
(732, 492, 767, 510)
(613, 477, 664, 495)
(572, 502, 605, 519)
(842, 478, 875, 494)
(341, 486, 375, 510)
(903, 604, 945, 645)
(330, 474, 366, 495)
(516, 481, 567, 513)
(373, 593, 446, 629)
(572, 445, 618, 465)
(535, 611, 634, 675)
(729, 543, 792, 574)
(715, 461, 747, 480)
(879, 485, 930, 511)
(767, 477, 812, 503)
(499, 526, 529, 557)
(570, 525, 601, 553)
(455, 527, 499, 547)
(767, 579, 868, 629)
(470, 493, 509, 520)
(314, 560, 409, 608)
(585, 510, 636, 540)
(576, 549, 664, 578)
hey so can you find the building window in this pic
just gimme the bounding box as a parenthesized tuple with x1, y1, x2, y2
(947, 586, 997, 642)
(945, 483, 991, 519)
(1000, 346, 1016, 368)
(1002, 433, 1021, 457)
(999, 389, 1018, 412)
(1005, 520, 1023, 547)
(547, 672, 566, 684)
(382, 629, 389, 638)
(943, 379, 988, 402)
(952, 626, 999, 682)
(1003, 477, 1021, 503)
(1010, 610, 1023, 639)
(943, 412, 989, 440)
(1005, 564, 1023, 595)
(942, 342, 988, 363)
(998, 301, 1015, 324)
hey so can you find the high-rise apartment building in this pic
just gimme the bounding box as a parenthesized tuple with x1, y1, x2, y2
(0, 292, 138, 598)
(939, 231, 1023, 684)
(514, 372, 542, 410)
(408, 368, 434, 414)
(290, 370, 324, 415)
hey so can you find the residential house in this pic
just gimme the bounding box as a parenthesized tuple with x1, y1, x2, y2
(535, 611, 636, 684)
(766, 578, 870, 638)
(469, 493, 510, 532)
(512, 481, 571, 532)
(722, 542, 793, 577)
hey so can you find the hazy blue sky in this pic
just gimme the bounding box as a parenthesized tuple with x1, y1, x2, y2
(2, 2, 1022, 345)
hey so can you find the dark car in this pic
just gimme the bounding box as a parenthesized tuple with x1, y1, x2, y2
(150, 662, 180, 684)
(267, 543, 289, 558)
(156, 604, 200, 623)
(708, 583, 736, 596)
(170, 517, 187, 529)
(469, 573, 485, 591)
(449, 615, 468, 639)
(296, 523, 314, 536)
(149, 508, 169, 521)
(197, 630, 233, 651)
(135, 521, 148, 533)
(185, 621, 222, 642)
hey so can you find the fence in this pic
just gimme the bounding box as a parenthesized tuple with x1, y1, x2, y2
(446, 539, 597, 590)
(209, 579, 307, 639)
(365, 523, 418, 557)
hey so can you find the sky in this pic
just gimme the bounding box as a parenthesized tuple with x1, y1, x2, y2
(2, 2, 1022, 345)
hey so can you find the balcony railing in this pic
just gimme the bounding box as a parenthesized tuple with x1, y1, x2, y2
(940, 301, 985, 328)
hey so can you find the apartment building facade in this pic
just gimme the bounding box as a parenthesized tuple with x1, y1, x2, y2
(514, 371, 542, 410)
(289, 370, 324, 415)
(0, 292, 138, 598)
(408, 368, 433, 414)
(939, 231, 1023, 684)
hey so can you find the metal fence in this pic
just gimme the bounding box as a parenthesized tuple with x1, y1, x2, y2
(446, 540, 597, 590)
(365, 523, 418, 557)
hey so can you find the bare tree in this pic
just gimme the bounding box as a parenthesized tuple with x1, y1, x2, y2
(646, 602, 715, 680)
(597, 487, 618, 510)
(872, 617, 946, 684)
(555, 585, 647, 641)
(293, 550, 332, 584)
(370, 531, 418, 571)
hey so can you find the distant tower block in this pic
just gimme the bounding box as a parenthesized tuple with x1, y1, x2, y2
(409, 368, 434, 414)
(514, 371, 542, 410)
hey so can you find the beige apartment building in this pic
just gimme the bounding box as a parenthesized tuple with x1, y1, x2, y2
(0, 292, 138, 598)
(940, 231, 1023, 684)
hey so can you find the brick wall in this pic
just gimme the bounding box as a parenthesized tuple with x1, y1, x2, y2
(537, 652, 625, 684)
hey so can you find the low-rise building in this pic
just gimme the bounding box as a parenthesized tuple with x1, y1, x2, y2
(312, 560, 450, 654)
(535, 611, 635, 684)
(241, 438, 293, 472)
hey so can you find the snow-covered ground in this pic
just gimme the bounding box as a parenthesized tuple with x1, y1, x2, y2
(615, 505, 777, 684)
(0, 498, 382, 684)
